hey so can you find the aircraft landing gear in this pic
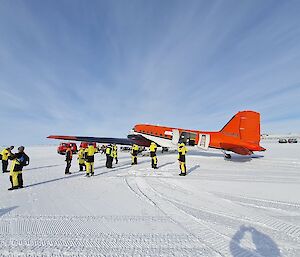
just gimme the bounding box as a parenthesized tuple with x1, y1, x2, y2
(223, 152, 232, 159)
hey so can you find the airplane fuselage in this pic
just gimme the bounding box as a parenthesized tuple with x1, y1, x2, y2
(133, 124, 264, 153)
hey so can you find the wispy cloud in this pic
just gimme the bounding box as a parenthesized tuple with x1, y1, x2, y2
(0, 0, 300, 145)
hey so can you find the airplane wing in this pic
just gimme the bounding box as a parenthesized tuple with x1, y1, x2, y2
(47, 134, 152, 147)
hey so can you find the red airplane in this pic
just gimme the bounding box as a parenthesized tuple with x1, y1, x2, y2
(48, 110, 266, 158)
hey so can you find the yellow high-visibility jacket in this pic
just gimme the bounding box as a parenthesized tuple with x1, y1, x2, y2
(150, 143, 157, 153)
(178, 143, 188, 161)
(178, 143, 188, 154)
(131, 144, 139, 155)
(85, 146, 97, 163)
(106, 146, 112, 155)
(9, 152, 29, 175)
(10, 159, 20, 175)
(77, 148, 85, 164)
(112, 145, 118, 158)
(0, 149, 10, 161)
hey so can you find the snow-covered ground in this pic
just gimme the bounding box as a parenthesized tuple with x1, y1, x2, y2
(0, 142, 300, 256)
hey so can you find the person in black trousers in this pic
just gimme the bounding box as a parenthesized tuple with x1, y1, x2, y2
(65, 146, 72, 174)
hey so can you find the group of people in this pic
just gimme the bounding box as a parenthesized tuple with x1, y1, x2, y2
(64, 143, 98, 176)
(64, 143, 119, 176)
(64, 141, 188, 176)
(1, 146, 30, 190)
(0, 141, 188, 190)
(65, 142, 187, 177)
(130, 142, 159, 169)
(105, 144, 118, 168)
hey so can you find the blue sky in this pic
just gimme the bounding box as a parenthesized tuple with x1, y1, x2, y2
(0, 0, 300, 145)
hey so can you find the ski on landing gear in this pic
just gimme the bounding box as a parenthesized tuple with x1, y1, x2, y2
(222, 151, 232, 159)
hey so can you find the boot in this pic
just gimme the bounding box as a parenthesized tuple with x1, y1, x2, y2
(8, 186, 18, 191)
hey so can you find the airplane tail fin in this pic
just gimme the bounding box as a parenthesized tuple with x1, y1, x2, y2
(220, 111, 261, 145)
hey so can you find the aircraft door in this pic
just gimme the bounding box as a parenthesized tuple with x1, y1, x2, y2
(172, 129, 180, 145)
(197, 134, 210, 149)
(179, 132, 197, 146)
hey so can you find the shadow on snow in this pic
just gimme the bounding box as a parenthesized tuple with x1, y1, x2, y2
(230, 225, 281, 257)
(24, 164, 64, 171)
(187, 164, 200, 174)
(24, 159, 151, 187)
(0, 206, 18, 218)
(158, 162, 175, 169)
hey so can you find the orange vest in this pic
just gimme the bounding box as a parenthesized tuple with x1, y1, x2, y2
(66, 149, 73, 159)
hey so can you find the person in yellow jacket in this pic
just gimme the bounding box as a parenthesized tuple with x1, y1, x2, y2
(1, 146, 14, 173)
(112, 144, 118, 164)
(84, 143, 97, 176)
(8, 146, 29, 190)
(178, 142, 188, 176)
(105, 144, 113, 168)
(150, 142, 158, 169)
(77, 147, 86, 171)
(131, 144, 139, 165)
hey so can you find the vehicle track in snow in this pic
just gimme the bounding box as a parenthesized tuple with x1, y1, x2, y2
(125, 177, 222, 256)
(147, 178, 300, 256)
(124, 177, 157, 206)
(190, 175, 300, 184)
(153, 178, 300, 240)
(132, 177, 275, 257)
(171, 200, 300, 257)
(212, 192, 300, 214)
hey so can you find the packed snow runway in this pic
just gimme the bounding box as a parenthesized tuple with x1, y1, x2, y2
(1, 142, 300, 257)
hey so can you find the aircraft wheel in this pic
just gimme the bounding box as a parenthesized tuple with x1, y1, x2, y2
(224, 153, 231, 159)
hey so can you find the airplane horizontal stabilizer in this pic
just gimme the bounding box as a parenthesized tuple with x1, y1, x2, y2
(220, 143, 253, 155)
